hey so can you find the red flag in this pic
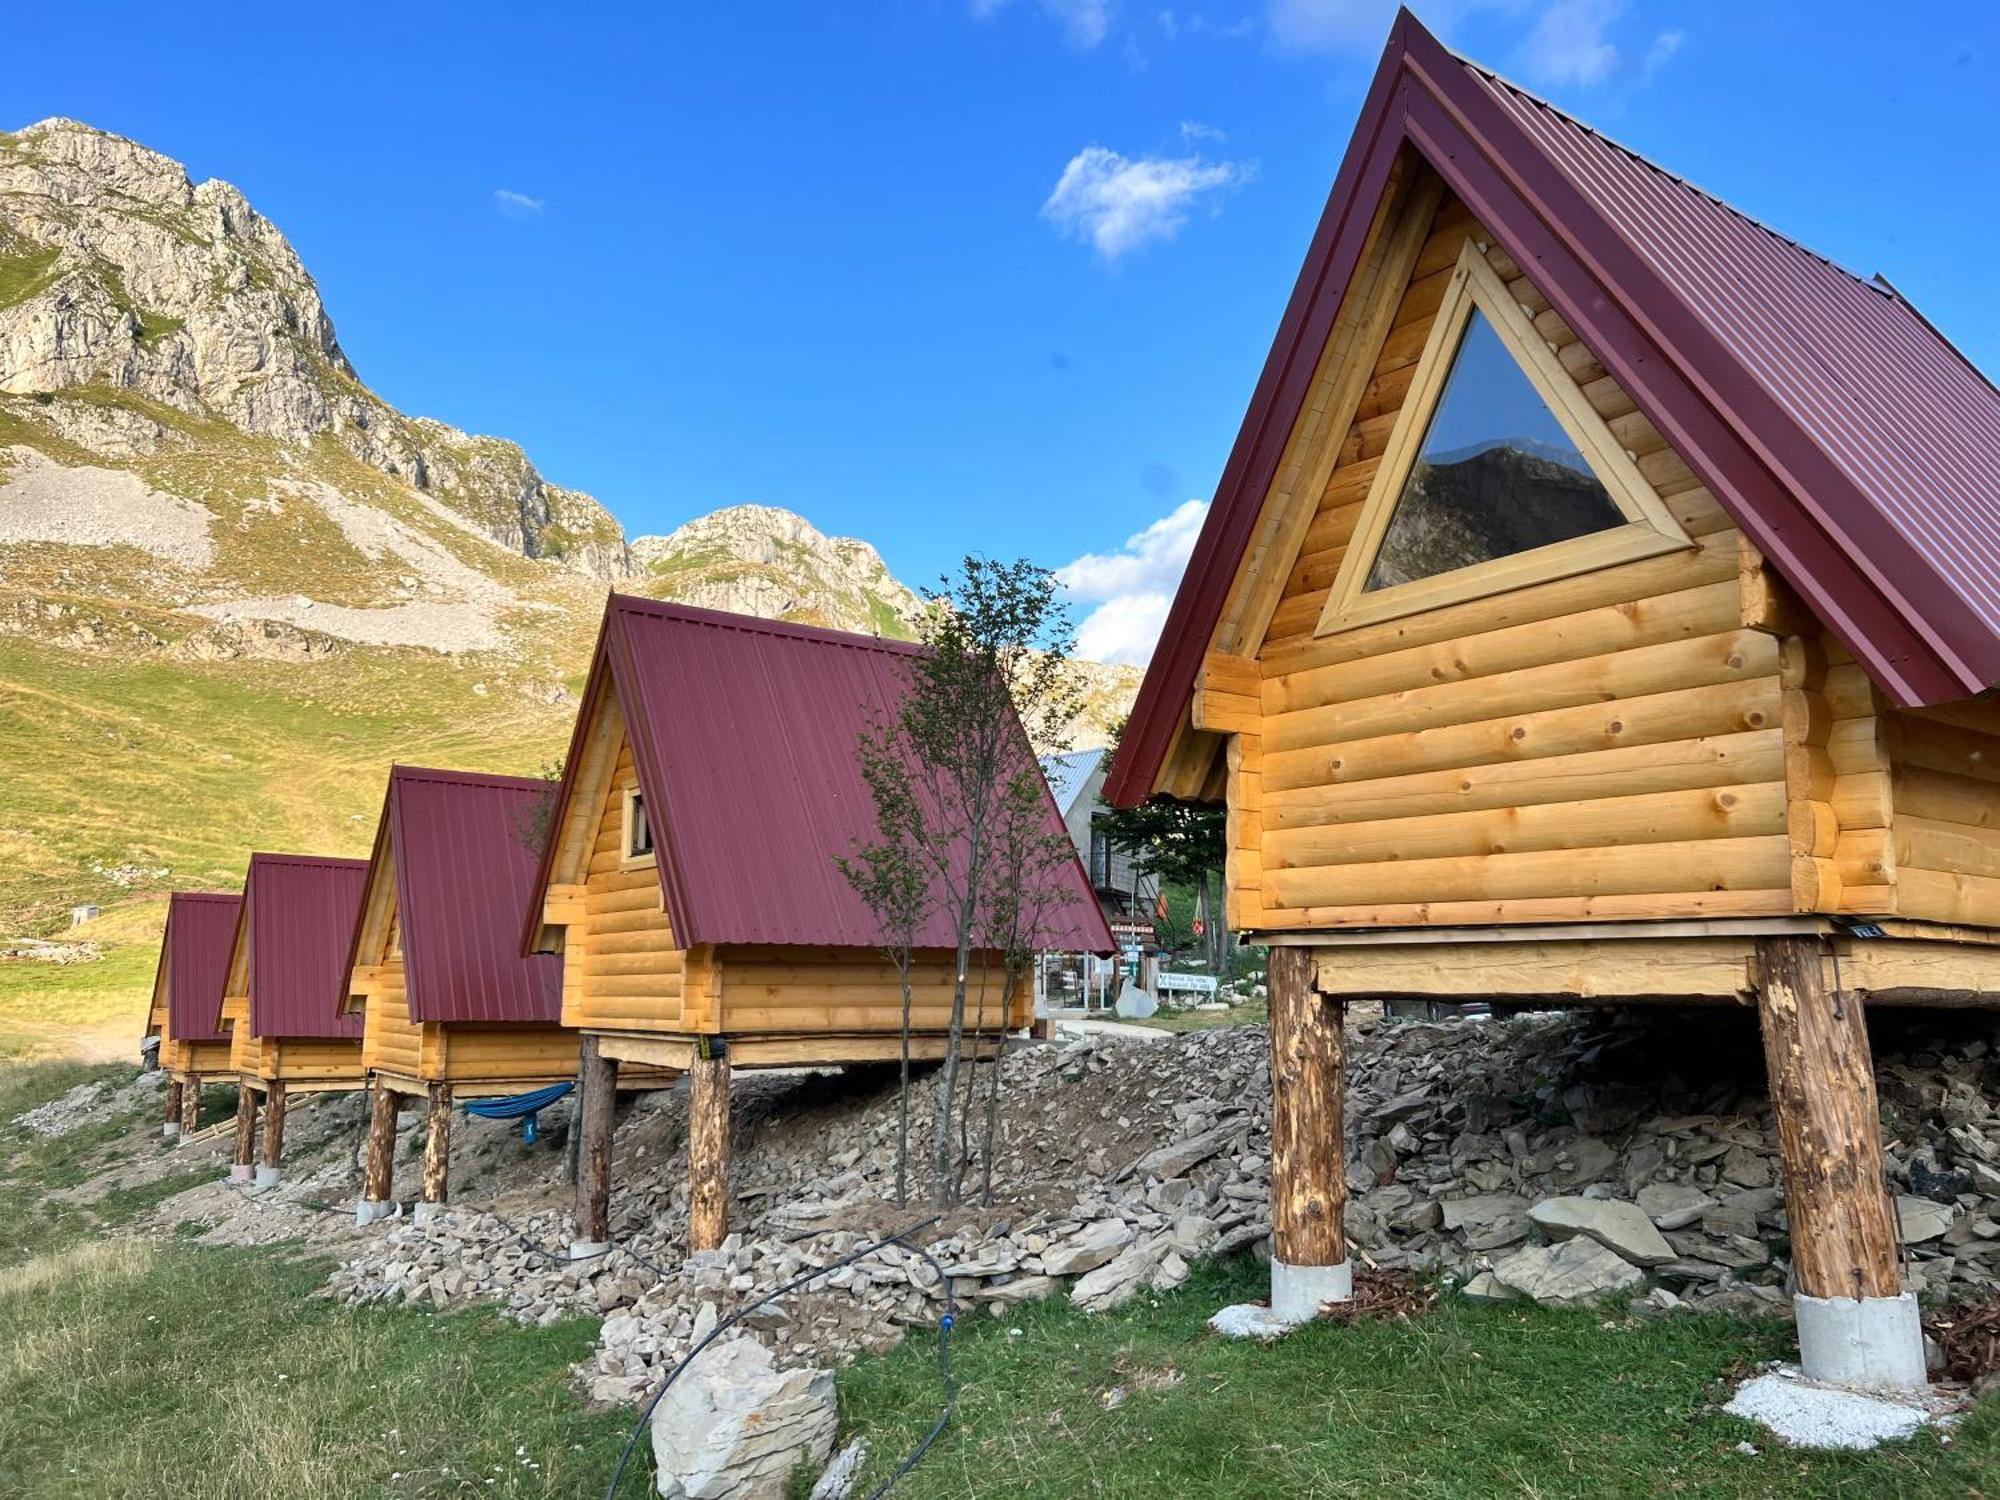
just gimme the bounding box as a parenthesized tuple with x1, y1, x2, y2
(1154, 891, 1167, 920)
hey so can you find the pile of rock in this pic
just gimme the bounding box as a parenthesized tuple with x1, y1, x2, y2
(318, 1006, 2000, 1407)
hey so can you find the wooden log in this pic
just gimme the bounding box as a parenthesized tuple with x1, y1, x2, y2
(259, 1082, 287, 1168)
(1753, 935, 1900, 1301)
(181, 1073, 202, 1134)
(687, 1045, 731, 1253)
(364, 1084, 398, 1204)
(575, 1036, 619, 1245)
(164, 1076, 184, 1129)
(423, 1083, 453, 1205)
(233, 1084, 258, 1168)
(1269, 947, 1346, 1269)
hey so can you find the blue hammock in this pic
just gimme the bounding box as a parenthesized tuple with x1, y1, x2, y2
(462, 1082, 573, 1144)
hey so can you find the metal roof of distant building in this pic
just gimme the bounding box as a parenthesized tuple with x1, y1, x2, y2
(239, 852, 370, 1039)
(530, 596, 1116, 954)
(155, 891, 241, 1045)
(373, 766, 563, 1025)
(1040, 749, 1105, 819)
(1108, 9, 2000, 806)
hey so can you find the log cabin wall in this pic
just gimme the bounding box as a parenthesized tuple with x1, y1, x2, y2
(713, 946, 1025, 1036)
(562, 723, 686, 1033)
(359, 918, 423, 1078)
(1237, 190, 1793, 930)
(1886, 697, 2000, 926)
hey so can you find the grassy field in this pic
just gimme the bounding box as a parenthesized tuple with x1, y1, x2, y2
(825, 1260, 1997, 1498)
(1, 1063, 1994, 1498)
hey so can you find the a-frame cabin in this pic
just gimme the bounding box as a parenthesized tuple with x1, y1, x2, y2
(1110, 11, 2000, 1391)
(146, 890, 242, 1140)
(348, 765, 615, 1220)
(526, 595, 1112, 1256)
(219, 852, 370, 1186)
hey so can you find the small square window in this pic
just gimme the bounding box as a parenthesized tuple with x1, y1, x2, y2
(623, 788, 655, 862)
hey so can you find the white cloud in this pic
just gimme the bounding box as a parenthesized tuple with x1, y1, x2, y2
(1042, 148, 1248, 260)
(1267, 0, 1405, 53)
(1515, 0, 1621, 85)
(493, 188, 545, 218)
(1642, 28, 1684, 75)
(971, 0, 1112, 49)
(1178, 119, 1226, 144)
(1058, 498, 1207, 664)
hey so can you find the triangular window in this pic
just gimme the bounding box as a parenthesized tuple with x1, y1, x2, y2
(1317, 239, 1690, 635)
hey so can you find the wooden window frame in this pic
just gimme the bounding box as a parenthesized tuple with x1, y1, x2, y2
(1315, 237, 1692, 637)
(619, 784, 656, 870)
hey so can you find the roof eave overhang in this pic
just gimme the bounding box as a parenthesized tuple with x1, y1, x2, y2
(1107, 10, 1989, 808)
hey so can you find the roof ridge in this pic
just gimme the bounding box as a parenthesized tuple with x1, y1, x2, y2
(609, 593, 926, 656)
(249, 851, 371, 869)
(1453, 52, 1891, 298)
(391, 763, 551, 793)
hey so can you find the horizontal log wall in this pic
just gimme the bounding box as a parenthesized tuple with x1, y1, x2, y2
(1889, 697, 2000, 927)
(715, 946, 1024, 1035)
(269, 1038, 364, 1081)
(431, 1023, 581, 1083)
(565, 739, 687, 1032)
(360, 950, 423, 1078)
(1245, 193, 1791, 929)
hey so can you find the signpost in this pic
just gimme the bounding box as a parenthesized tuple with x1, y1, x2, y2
(1157, 971, 1220, 997)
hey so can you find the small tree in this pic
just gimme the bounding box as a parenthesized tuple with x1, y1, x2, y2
(1096, 729, 1229, 971)
(842, 556, 1082, 1206)
(835, 827, 930, 1206)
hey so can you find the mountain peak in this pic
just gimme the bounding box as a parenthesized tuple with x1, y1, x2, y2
(629, 505, 922, 637)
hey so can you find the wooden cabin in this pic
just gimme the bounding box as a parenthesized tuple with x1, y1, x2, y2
(348, 765, 600, 1220)
(525, 596, 1112, 1255)
(146, 890, 242, 1140)
(219, 852, 370, 1186)
(1108, 12, 2000, 1391)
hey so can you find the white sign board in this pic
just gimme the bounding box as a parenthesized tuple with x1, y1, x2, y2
(1157, 971, 1219, 996)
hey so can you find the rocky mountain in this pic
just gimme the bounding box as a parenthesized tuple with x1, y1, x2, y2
(629, 505, 922, 637)
(0, 118, 1137, 934)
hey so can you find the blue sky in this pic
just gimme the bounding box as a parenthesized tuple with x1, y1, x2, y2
(12, 2, 2000, 660)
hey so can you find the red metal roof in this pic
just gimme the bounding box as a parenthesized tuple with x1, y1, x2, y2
(240, 852, 370, 1040)
(1108, 9, 2000, 806)
(155, 891, 241, 1045)
(376, 766, 563, 1024)
(532, 596, 1115, 954)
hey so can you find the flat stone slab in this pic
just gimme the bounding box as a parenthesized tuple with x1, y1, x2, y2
(1724, 1369, 1948, 1451)
(1493, 1236, 1645, 1306)
(1207, 1302, 1294, 1341)
(1529, 1196, 1675, 1266)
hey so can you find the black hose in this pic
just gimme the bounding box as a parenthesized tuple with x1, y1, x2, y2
(603, 1217, 956, 1500)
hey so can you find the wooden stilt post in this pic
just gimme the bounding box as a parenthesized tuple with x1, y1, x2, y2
(180, 1073, 202, 1136)
(1755, 934, 1923, 1389)
(231, 1084, 258, 1181)
(257, 1082, 286, 1184)
(163, 1076, 185, 1138)
(422, 1082, 453, 1209)
(362, 1083, 399, 1217)
(574, 1036, 619, 1252)
(1268, 945, 1350, 1322)
(687, 1042, 731, 1253)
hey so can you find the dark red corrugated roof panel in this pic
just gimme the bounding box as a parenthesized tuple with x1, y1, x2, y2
(606, 596, 1115, 953)
(1460, 61, 2000, 697)
(386, 766, 563, 1024)
(243, 853, 369, 1039)
(158, 890, 241, 1044)
(1107, 10, 2000, 807)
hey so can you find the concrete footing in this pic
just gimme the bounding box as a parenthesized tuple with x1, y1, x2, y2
(568, 1239, 611, 1262)
(1270, 1257, 1353, 1325)
(227, 1164, 252, 1184)
(354, 1197, 396, 1226)
(412, 1200, 443, 1226)
(253, 1165, 280, 1189)
(161, 1123, 179, 1140)
(1795, 1291, 1928, 1393)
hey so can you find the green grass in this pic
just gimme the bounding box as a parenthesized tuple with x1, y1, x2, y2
(0, 1062, 176, 1262)
(0, 1240, 636, 1498)
(822, 1258, 1998, 1498)
(0, 246, 61, 310)
(0, 942, 155, 1062)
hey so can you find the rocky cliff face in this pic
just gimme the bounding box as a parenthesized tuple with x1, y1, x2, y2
(629, 505, 923, 637)
(0, 118, 627, 578)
